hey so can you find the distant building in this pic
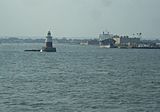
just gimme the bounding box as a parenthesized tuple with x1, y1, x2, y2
(113, 36, 140, 47)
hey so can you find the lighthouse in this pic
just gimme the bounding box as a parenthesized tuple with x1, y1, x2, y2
(46, 31, 53, 48)
(41, 31, 56, 52)
(24, 31, 56, 52)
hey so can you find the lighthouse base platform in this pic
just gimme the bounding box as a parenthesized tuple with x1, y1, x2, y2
(24, 47, 56, 52)
(24, 49, 40, 52)
(41, 47, 56, 52)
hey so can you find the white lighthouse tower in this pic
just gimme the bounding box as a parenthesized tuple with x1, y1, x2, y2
(41, 31, 56, 52)
(45, 31, 53, 48)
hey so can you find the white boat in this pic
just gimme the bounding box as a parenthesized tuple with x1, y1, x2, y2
(80, 42, 88, 45)
(100, 44, 111, 48)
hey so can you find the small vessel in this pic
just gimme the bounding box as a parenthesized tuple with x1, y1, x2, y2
(80, 41, 88, 45)
(40, 49, 43, 52)
(100, 44, 111, 48)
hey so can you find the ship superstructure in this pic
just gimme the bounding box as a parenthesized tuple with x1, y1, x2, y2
(99, 32, 115, 48)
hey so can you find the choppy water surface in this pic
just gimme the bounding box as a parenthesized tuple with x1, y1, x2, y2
(0, 43, 160, 112)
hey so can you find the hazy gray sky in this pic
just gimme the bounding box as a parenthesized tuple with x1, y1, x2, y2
(0, 0, 160, 39)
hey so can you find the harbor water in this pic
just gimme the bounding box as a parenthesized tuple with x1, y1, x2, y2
(0, 43, 160, 112)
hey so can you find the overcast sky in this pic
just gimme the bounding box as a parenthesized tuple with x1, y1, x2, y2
(0, 0, 160, 39)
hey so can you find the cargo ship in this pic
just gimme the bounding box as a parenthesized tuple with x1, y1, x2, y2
(99, 32, 116, 48)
